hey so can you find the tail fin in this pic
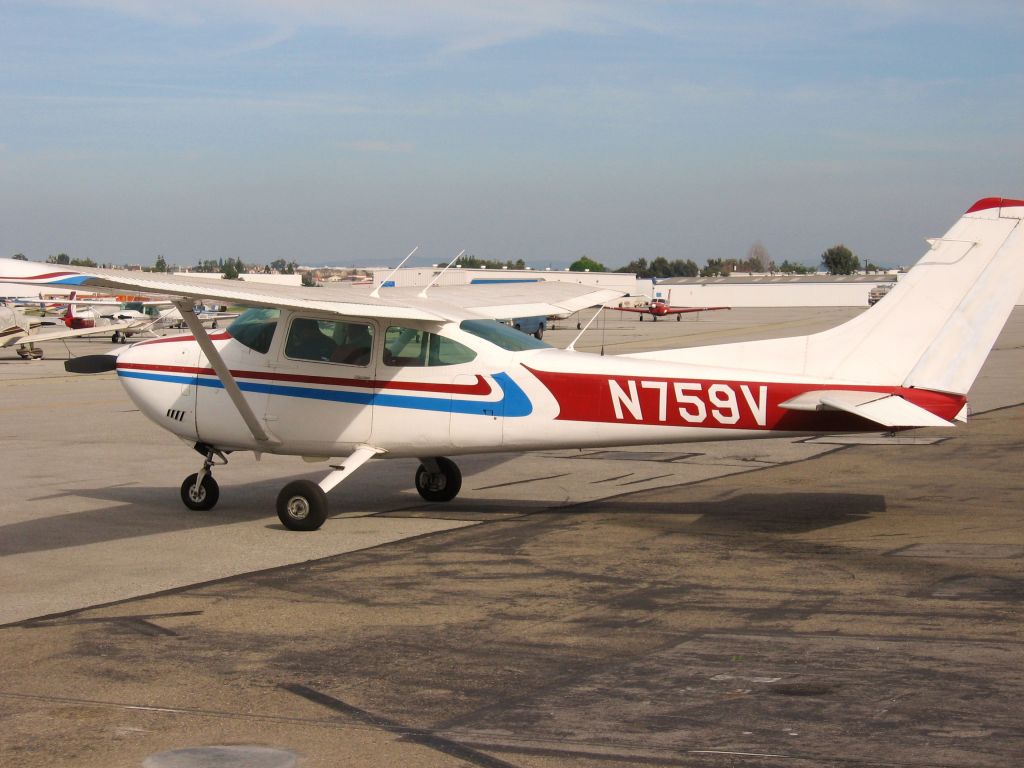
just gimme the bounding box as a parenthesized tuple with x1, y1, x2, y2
(62, 291, 77, 327)
(814, 198, 1024, 394)
(629, 198, 1024, 396)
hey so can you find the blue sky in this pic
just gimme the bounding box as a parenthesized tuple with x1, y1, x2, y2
(1, 1, 1022, 269)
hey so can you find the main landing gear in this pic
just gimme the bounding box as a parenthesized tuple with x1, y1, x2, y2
(111, 330, 129, 344)
(177, 444, 464, 532)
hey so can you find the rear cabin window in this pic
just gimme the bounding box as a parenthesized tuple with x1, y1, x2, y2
(285, 317, 374, 366)
(383, 326, 476, 367)
(227, 308, 280, 354)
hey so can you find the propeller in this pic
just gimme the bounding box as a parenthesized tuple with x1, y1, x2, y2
(64, 354, 118, 374)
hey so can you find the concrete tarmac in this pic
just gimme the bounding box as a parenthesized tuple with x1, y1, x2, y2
(1, 307, 1022, 767)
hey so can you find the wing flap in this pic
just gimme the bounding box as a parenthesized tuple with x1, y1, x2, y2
(779, 389, 954, 428)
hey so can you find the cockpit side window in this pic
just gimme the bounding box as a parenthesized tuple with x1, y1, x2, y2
(285, 317, 375, 365)
(383, 326, 476, 367)
(226, 307, 281, 354)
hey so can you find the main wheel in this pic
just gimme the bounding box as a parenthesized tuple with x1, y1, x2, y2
(676, 314, 681, 321)
(181, 473, 219, 511)
(277, 480, 328, 531)
(534, 326, 544, 340)
(415, 457, 462, 502)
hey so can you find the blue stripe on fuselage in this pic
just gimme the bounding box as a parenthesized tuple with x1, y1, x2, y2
(116, 369, 532, 417)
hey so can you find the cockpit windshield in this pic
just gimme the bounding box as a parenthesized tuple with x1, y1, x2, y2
(459, 318, 551, 352)
(227, 307, 280, 353)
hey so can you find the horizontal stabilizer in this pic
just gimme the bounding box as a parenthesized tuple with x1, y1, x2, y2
(779, 390, 954, 428)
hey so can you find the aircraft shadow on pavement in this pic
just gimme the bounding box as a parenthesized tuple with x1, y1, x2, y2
(0, 474, 405, 556)
(583, 492, 887, 535)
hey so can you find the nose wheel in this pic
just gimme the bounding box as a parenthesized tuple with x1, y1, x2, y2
(415, 457, 462, 502)
(181, 472, 220, 511)
(180, 444, 228, 511)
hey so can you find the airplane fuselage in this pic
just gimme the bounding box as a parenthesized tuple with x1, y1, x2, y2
(115, 310, 964, 461)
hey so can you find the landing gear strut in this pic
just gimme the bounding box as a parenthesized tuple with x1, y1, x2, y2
(180, 445, 227, 511)
(415, 457, 462, 502)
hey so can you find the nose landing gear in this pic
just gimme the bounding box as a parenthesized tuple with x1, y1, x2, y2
(180, 445, 228, 511)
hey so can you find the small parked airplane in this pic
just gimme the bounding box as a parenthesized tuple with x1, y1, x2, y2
(0, 302, 132, 359)
(616, 299, 730, 321)
(0, 197, 1021, 531)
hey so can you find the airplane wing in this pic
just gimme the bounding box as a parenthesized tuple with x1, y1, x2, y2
(663, 306, 730, 315)
(615, 306, 649, 314)
(0, 261, 625, 324)
(1, 320, 133, 347)
(407, 281, 625, 319)
(779, 389, 954, 428)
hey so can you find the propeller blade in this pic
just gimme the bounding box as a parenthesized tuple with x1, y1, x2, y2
(64, 354, 118, 374)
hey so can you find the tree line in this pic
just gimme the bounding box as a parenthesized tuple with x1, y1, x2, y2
(13, 244, 879, 279)
(573, 242, 874, 277)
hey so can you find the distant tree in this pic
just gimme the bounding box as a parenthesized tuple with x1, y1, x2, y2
(46, 253, 71, 265)
(153, 255, 168, 272)
(301, 271, 318, 287)
(671, 259, 699, 277)
(222, 258, 241, 280)
(12, 253, 28, 261)
(821, 244, 860, 275)
(69, 257, 97, 267)
(745, 241, 769, 272)
(778, 259, 814, 275)
(700, 258, 727, 277)
(569, 256, 606, 272)
(617, 257, 650, 277)
(460, 254, 527, 270)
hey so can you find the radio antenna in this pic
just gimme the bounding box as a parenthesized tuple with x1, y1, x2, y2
(419, 249, 465, 298)
(370, 246, 418, 299)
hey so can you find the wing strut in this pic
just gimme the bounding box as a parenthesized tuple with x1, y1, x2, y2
(173, 300, 276, 445)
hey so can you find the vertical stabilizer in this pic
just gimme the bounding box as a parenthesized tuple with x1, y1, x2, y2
(808, 198, 1024, 394)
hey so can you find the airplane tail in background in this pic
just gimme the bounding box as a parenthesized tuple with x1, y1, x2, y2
(630, 197, 1024, 396)
(62, 291, 77, 327)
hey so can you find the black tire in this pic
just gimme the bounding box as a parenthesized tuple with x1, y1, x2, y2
(534, 325, 544, 340)
(181, 473, 219, 511)
(676, 314, 681, 321)
(639, 315, 643, 321)
(276, 479, 328, 531)
(111, 332, 120, 343)
(415, 457, 462, 503)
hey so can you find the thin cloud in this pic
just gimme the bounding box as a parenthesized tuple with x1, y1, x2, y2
(345, 140, 415, 154)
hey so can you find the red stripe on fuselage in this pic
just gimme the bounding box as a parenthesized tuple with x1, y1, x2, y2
(116, 362, 492, 396)
(524, 366, 965, 431)
(135, 331, 232, 346)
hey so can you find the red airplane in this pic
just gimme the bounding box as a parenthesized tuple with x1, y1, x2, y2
(617, 299, 730, 321)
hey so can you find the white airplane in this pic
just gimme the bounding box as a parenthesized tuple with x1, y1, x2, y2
(0, 197, 1021, 531)
(0, 302, 132, 359)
